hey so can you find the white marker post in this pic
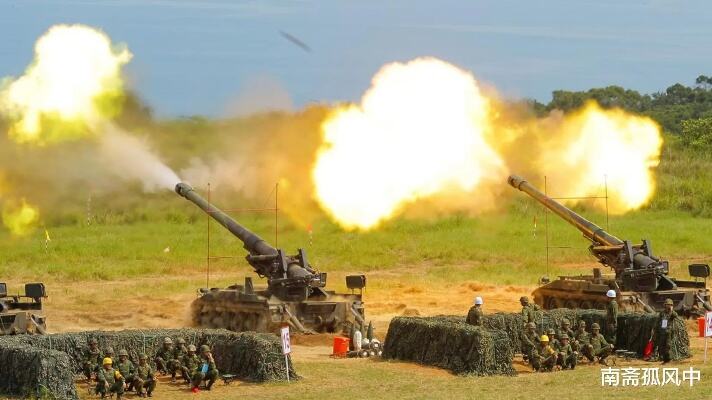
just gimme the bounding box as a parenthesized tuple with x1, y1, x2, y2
(280, 325, 291, 382)
(705, 311, 712, 363)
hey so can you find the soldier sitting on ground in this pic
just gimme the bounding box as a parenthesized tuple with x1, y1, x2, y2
(104, 347, 115, 365)
(115, 349, 136, 391)
(154, 337, 173, 375)
(134, 353, 156, 398)
(520, 322, 539, 363)
(531, 335, 557, 372)
(556, 334, 578, 370)
(191, 345, 219, 392)
(547, 328, 560, 350)
(466, 296, 484, 326)
(96, 357, 124, 399)
(82, 338, 102, 380)
(170, 337, 188, 383)
(574, 321, 590, 361)
(582, 323, 613, 365)
(181, 344, 201, 384)
(559, 319, 577, 351)
(520, 296, 536, 325)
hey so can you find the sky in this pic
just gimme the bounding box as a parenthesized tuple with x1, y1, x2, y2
(1, 0, 710, 117)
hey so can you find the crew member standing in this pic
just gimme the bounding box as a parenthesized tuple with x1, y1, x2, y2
(605, 289, 618, 344)
(655, 298, 678, 363)
(520, 296, 536, 325)
(466, 296, 484, 326)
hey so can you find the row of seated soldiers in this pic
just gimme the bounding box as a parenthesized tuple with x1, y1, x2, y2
(467, 294, 681, 370)
(82, 337, 219, 398)
(520, 319, 614, 372)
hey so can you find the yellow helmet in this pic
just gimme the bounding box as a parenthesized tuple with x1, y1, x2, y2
(102, 357, 112, 365)
(540, 335, 549, 342)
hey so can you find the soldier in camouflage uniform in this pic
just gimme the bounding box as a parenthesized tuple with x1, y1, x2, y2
(191, 345, 219, 392)
(104, 347, 115, 365)
(654, 298, 679, 363)
(605, 290, 618, 344)
(559, 319, 577, 351)
(154, 337, 173, 375)
(170, 337, 188, 383)
(82, 338, 102, 380)
(520, 296, 536, 325)
(115, 349, 136, 391)
(181, 344, 201, 384)
(520, 322, 540, 363)
(466, 296, 484, 326)
(556, 334, 577, 370)
(574, 321, 590, 360)
(531, 335, 557, 372)
(134, 353, 156, 398)
(582, 323, 613, 364)
(96, 357, 124, 399)
(547, 328, 560, 351)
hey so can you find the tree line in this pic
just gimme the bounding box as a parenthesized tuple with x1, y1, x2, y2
(530, 75, 712, 148)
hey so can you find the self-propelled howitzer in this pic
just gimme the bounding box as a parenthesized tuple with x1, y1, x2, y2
(508, 175, 711, 316)
(176, 183, 366, 333)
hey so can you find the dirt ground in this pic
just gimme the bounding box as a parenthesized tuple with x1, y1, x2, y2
(43, 270, 530, 335)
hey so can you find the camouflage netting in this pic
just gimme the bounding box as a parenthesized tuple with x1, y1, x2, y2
(382, 317, 515, 376)
(0, 343, 77, 399)
(0, 328, 297, 399)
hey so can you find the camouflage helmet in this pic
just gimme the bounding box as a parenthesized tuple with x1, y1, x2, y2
(105, 347, 115, 355)
(526, 322, 536, 329)
(88, 338, 98, 345)
(562, 319, 570, 326)
(163, 337, 173, 345)
(520, 296, 529, 303)
(139, 353, 148, 360)
(591, 323, 601, 330)
(578, 321, 586, 328)
(188, 344, 197, 352)
(560, 334, 569, 340)
(200, 344, 211, 353)
(664, 298, 674, 306)
(177, 337, 186, 344)
(547, 328, 556, 335)
(118, 349, 129, 357)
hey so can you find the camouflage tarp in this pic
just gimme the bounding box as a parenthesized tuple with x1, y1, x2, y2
(382, 316, 515, 376)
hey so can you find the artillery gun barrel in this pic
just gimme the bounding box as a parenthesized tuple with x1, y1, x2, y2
(508, 175, 623, 247)
(175, 183, 278, 256)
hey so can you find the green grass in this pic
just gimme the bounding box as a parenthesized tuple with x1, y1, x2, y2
(1, 204, 709, 289)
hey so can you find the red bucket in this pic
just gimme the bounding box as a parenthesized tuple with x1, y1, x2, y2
(698, 317, 706, 337)
(333, 336, 350, 355)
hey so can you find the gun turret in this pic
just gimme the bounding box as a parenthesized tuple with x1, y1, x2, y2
(175, 183, 326, 299)
(508, 175, 676, 292)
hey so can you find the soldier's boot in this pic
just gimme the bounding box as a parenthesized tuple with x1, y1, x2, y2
(206, 375, 217, 391)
